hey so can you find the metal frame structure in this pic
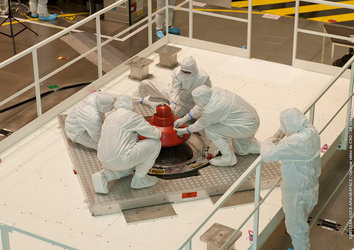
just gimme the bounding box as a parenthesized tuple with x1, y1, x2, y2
(292, 0, 354, 77)
(0, 222, 77, 250)
(0, 0, 353, 249)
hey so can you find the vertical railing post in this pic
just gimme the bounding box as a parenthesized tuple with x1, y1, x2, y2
(148, 0, 152, 45)
(252, 162, 262, 250)
(185, 240, 191, 250)
(1, 223, 11, 250)
(292, 0, 300, 65)
(246, 0, 252, 58)
(96, 15, 103, 78)
(32, 49, 42, 116)
(309, 105, 315, 125)
(165, 0, 168, 37)
(339, 61, 354, 150)
(188, 0, 193, 38)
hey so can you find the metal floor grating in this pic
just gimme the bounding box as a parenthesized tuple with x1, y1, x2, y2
(58, 104, 281, 216)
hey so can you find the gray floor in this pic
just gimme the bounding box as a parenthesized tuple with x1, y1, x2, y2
(0, 2, 348, 136)
(0, 1, 352, 249)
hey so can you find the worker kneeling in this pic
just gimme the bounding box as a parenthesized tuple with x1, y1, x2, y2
(174, 85, 260, 167)
(92, 95, 161, 194)
(65, 91, 116, 150)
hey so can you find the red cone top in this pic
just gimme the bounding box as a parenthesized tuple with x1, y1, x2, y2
(139, 104, 190, 147)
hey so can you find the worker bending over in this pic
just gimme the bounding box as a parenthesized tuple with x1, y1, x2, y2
(261, 108, 321, 250)
(92, 95, 161, 193)
(65, 91, 116, 150)
(133, 56, 211, 117)
(174, 85, 260, 167)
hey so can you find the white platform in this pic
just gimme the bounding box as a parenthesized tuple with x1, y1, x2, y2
(0, 44, 349, 250)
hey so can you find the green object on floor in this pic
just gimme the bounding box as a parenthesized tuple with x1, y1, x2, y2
(48, 85, 58, 89)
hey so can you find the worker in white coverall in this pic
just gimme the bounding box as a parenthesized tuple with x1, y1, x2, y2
(261, 108, 321, 250)
(174, 85, 260, 167)
(92, 95, 161, 193)
(155, 0, 180, 38)
(65, 91, 116, 150)
(133, 56, 212, 118)
(29, 0, 57, 21)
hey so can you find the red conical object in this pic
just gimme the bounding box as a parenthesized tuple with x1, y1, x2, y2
(138, 105, 190, 147)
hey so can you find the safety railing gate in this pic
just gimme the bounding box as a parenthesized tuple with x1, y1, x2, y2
(0, 0, 253, 248)
(0, 0, 352, 249)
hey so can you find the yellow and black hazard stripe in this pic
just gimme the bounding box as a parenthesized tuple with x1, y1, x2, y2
(232, 0, 354, 26)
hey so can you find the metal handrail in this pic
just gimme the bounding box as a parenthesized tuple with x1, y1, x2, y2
(178, 157, 263, 250)
(0, 0, 167, 111)
(0, 222, 77, 250)
(1, 0, 351, 249)
(319, 93, 354, 135)
(180, 0, 353, 248)
(222, 176, 283, 249)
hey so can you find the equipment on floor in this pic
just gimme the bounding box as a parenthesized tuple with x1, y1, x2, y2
(0, 0, 38, 54)
(138, 104, 190, 147)
(333, 48, 353, 68)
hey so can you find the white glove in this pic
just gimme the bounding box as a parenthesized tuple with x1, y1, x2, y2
(170, 102, 177, 113)
(272, 129, 286, 144)
(174, 127, 190, 137)
(174, 115, 190, 128)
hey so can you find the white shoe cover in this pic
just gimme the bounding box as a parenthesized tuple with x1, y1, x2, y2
(92, 172, 108, 194)
(131, 175, 158, 189)
(248, 140, 261, 154)
(210, 153, 237, 167)
(103, 169, 132, 181)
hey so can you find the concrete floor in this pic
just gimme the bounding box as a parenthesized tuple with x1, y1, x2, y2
(0, 1, 353, 249)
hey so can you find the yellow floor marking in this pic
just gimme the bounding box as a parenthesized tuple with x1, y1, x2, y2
(1, 12, 89, 26)
(232, 0, 295, 8)
(264, 1, 354, 15)
(308, 12, 354, 22)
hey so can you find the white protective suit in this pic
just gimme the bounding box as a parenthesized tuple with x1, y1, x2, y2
(133, 56, 211, 117)
(93, 95, 161, 193)
(156, 0, 175, 30)
(175, 85, 260, 167)
(261, 108, 321, 250)
(29, 0, 57, 20)
(65, 92, 116, 150)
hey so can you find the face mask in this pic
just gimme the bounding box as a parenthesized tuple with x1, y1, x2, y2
(181, 71, 194, 89)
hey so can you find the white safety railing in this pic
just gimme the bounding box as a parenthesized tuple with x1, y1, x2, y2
(1, 0, 352, 249)
(0, 222, 77, 250)
(179, 0, 354, 246)
(0, 0, 165, 115)
(0, 1, 253, 248)
(292, 0, 354, 73)
(179, 55, 354, 250)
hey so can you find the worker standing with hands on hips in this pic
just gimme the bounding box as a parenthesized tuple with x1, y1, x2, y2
(260, 108, 321, 250)
(92, 95, 161, 193)
(174, 85, 260, 167)
(65, 91, 116, 150)
(155, 0, 180, 38)
(133, 56, 212, 118)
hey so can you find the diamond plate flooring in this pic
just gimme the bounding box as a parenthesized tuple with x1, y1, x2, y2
(58, 104, 281, 216)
